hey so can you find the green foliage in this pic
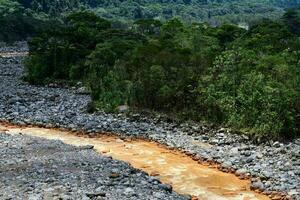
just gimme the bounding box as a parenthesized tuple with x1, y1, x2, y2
(134, 19, 162, 35)
(0, 0, 47, 42)
(26, 10, 300, 139)
(25, 12, 113, 83)
(198, 49, 299, 137)
(0, 0, 22, 16)
(283, 6, 300, 36)
(14, 0, 300, 24)
(16, 0, 82, 16)
(0, 14, 43, 42)
(239, 19, 293, 52)
(1, 0, 299, 43)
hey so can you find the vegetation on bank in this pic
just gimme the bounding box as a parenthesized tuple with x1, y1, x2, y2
(25, 8, 300, 139)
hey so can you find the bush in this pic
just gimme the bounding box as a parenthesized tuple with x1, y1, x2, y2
(198, 49, 299, 137)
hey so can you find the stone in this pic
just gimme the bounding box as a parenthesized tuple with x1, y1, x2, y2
(221, 161, 232, 168)
(230, 147, 239, 154)
(123, 187, 135, 196)
(86, 192, 106, 198)
(76, 87, 90, 95)
(288, 190, 299, 197)
(78, 145, 94, 150)
(246, 155, 256, 163)
(235, 168, 248, 176)
(159, 184, 172, 192)
(256, 152, 263, 159)
(272, 141, 281, 148)
(265, 171, 274, 178)
(251, 181, 264, 190)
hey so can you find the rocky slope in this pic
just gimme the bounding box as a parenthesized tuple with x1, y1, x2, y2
(0, 42, 299, 199)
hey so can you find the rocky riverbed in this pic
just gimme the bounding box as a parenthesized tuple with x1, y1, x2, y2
(0, 42, 299, 199)
(0, 133, 187, 200)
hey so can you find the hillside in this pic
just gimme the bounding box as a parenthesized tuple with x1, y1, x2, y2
(15, 0, 300, 24)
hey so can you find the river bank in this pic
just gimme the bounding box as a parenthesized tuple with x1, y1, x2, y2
(0, 132, 187, 200)
(0, 42, 299, 199)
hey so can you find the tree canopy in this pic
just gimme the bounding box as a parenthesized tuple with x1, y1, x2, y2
(13, 0, 300, 24)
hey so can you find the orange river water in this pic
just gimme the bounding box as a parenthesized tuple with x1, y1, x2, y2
(0, 123, 270, 200)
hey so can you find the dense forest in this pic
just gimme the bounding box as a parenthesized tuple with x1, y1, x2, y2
(5, 0, 300, 22)
(0, 0, 43, 42)
(15, 0, 300, 24)
(1, 0, 300, 41)
(24, 6, 300, 139)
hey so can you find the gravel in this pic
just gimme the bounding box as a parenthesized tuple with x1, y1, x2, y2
(0, 133, 187, 200)
(0, 42, 299, 200)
